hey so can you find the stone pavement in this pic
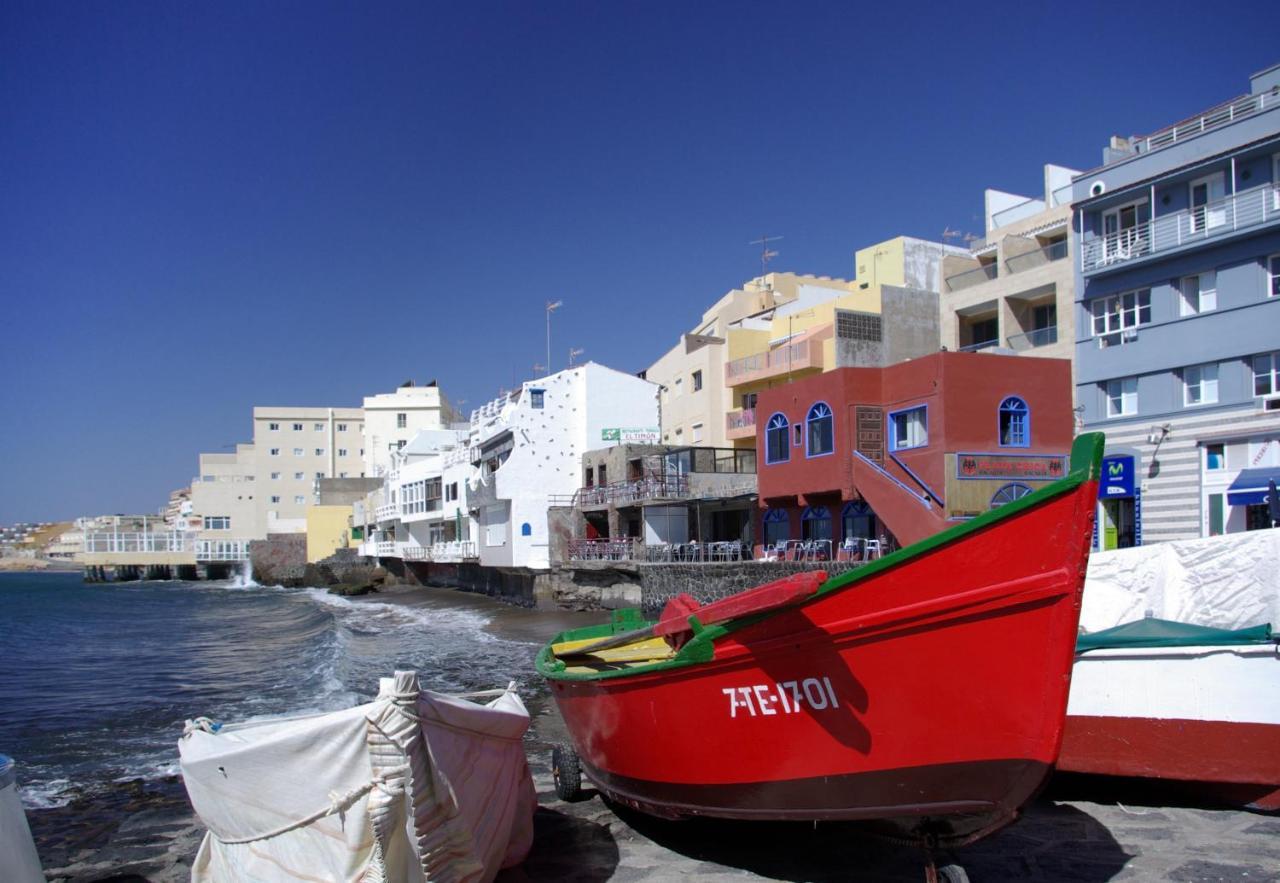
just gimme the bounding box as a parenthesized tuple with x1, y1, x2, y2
(506, 748, 1280, 883)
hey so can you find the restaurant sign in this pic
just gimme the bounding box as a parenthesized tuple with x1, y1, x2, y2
(955, 453, 1067, 481)
(602, 427, 661, 444)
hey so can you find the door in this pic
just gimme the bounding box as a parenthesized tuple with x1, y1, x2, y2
(1102, 202, 1147, 259)
(1190, 172, 1226, 232)
(1101, 498, 1136, 550)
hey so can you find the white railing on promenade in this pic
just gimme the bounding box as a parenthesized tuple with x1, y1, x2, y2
(1081, 183, 1280, 272)
(85, 531, 193, 554)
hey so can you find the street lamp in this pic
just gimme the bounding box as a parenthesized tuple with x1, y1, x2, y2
(546, 300, 563, 373)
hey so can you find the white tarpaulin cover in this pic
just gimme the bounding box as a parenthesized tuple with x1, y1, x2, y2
(1081, 529, 1280, 633)
(179, 671, 535, 883)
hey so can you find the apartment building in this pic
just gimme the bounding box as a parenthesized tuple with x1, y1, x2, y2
(362, 382, 462, 478)
(1071, 63, 1280, 549)
(645, 273, 849, 449)
(940, 164, 1079, 373)
(722, 236, 964, 449)
(365, 427, 475, 563)
(468, 362, 659, 569)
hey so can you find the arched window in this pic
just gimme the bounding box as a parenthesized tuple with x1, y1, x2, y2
(806, 402, 834, 457)
(841, 501, 875, 542)
(801, 505, 832, 541)
(999, 396, 1029, 447)
(763, 508, 790, 546)
(765, 413, 790, 464)
(990, 483, 1033, 507)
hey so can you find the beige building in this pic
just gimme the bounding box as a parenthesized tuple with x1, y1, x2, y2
(645, 272, 851, 450)
(361, 382, 462, 478)
(939, 164, 1079, 380)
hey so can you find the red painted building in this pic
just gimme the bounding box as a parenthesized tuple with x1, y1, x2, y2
(754, 351, 1073, 554)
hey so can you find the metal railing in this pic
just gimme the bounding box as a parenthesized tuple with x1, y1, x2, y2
(958, 337, 1000, 352)
(1006, 326, 1059, 351)
(85, 531, 193, 554)
(195, 539, 251, 561)
(1081, 183, 1280, 272)
(944, 262, 998, 292)
(724, 338, 824, 383)
(726, 408, 756, 434)
(429, 540, 477, 562)
(566, 539, 752, 563)
(1004, 239, 1068, 273)
(1133, 89, 1278, 156)
(571, 474, 691, 507)
(1050, 181, 1074, 207)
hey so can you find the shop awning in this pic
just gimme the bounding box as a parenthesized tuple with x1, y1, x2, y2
(1226, 467, 1280, 506)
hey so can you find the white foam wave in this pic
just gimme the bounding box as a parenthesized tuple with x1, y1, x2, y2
(19, 778, 72, 809)
(298, 588, 503, 642)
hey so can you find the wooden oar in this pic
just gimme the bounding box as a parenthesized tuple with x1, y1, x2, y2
(554, 571, 825, 660)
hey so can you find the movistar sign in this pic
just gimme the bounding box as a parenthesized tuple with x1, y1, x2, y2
(1098, 455, 1136, 498)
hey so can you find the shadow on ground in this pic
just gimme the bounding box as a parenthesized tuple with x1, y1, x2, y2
(497, 805, 620, 883)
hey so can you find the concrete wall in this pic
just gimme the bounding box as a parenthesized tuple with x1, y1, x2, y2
(306, 505, 352, 563)
(317, 477, 382, 505)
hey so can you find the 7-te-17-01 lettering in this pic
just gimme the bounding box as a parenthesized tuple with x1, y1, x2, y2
(722, 677, 840, 718)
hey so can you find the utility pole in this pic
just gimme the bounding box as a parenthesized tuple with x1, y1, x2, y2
(546, 300, 563, 373)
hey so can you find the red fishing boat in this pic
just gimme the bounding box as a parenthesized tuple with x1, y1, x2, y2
(536, 432, 1104, 850)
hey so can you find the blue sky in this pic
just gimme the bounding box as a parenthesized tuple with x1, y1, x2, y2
(2, 1, 1277, 522)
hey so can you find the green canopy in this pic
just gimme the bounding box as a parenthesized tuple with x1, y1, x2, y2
(1077, 618, 1273, 653)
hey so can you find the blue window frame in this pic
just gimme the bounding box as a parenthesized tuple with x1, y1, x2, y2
(806, 402, 834, 457)
(990, 483, 1032, 507)
(530, 389, 545, 409)
(763, 508, 790, 546)
(888, 405, 928, 451)
(998, 396, 1029, 447)
(765, 413, 790, 464)
(801, 505, 832, 540)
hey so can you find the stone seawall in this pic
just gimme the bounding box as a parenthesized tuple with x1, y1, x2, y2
(638, 561, 860, 617)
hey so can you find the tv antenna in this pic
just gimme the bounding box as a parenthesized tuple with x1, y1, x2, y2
(749, 234, 783, 278)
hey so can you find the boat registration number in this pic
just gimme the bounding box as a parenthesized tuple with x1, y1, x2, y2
(721, 678, 839, 718)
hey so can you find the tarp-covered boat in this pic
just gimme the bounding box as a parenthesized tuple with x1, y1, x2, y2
(179, 671, 536, 882)
(1061, 618, 1280, 811)
(536, 433, 1106, 845)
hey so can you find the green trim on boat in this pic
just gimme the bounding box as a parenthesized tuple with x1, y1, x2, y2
(1077, 618, 1274, 652)
(537, 432, 1106, 683)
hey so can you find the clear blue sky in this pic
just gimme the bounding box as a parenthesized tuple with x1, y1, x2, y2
(2, 1, 1276, 523)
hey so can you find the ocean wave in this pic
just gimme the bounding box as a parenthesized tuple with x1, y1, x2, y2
(19, 778, 73, 809)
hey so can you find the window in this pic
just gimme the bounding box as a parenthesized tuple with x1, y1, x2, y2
(585, 466, 594, 488)
(763, 509, 789, 546)
(268, 422, 280, 431)
(801, 506, 832, 541)
(1205, 444, 1225, 471)
(1091, 289, 1151, 345)
(315, 472, 324, 480)
(270, 495, 280, 504)
(1183, 363, 1219, 406)
(806, 402, 834, 457)
(203, 516, 230, 530)
(396, 440, 406, 450)
(270, 471, 280, 480)
(1208, 493, 1225, 536)
(294, 495, 305, 505)
(338, 448, 348, 457)
(315, 448, 324, 456)
(765, 413, 790, 464)
(294, 472, 304, 480)
(530, 389, 545, 409)
(990, 484, 1033, 508)
(314, 423, 324, 431)
(1254, 352, 1280, 397)
(793, 424, 803, 446)
(291, 447, 302, 456)
(1106, 377, 1137, 417)
(1270, 255, 1280, 298)
(1189, 172, 1225, 232)
(841, 501, 873, 542)
(741, 392, 758, 411)
(889, 406, 927, 451)
(692, 370, 703, 392)
(691, 422, 704, 443)
(674, 377, 683, 397)
(999, 397, 1029, 447)
(396, 413, 407, 429)
(270, 448, 280, 456)
(337, 423, 348, 432)
(292, 423, 303, 431)
(339, 472, 347, 478)
(1180, 271, 1217, 315)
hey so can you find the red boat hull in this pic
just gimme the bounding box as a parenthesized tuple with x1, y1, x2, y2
(547, 462, 1099, 828)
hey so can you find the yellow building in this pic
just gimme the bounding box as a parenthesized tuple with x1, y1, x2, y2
(722, 236, 964, 447)
(306, 505, 354, 563)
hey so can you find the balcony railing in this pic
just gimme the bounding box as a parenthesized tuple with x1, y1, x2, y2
(991, 197, 1045, 229)
(725, 408, 756, 439)
(724, 338, 824, 386)
(1006, 325, 1059, 351)
(375, 540, 399, 557)
(374, 503, 400, 523)
(429, 540, 477, 562)
(958, 338, 1000, 353)
(195, 539, 251, 562)
(1081, 183, 1280, 273)
(944, 262, 998, 292)
(85, 531, 194, 554)
(565, 474, 691, 507)
(1004, 239, 1068, 274)
(566, 539, 754, 563)
(1132, 89, 1278, 156)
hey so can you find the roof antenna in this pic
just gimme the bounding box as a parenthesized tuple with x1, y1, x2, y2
(749, 234, 783, 281)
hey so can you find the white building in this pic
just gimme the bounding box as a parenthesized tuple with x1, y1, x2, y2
(362, 382, 462, 479)
(468, 362, 659, 570)
(365, 428, 475, 562)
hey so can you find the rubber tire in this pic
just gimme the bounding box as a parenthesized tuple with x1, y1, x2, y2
(551, 742, 583, 802)
(937, 864, 970, 883)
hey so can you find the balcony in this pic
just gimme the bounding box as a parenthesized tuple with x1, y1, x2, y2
(1081, 183, 1280, 274)
(725, 408, 756, 440)
(724, 338, 824, 387)
(944, 262, 998, 293)
(375, 540, 399, 557)
(1004, 239, 1068, 274)
(195, 539, 251, 562)
(554, 474, 692, 508)
(1131, 89, 1278, 156)
(1006, 325, 1059, 351)
(375, 503, 400, 523)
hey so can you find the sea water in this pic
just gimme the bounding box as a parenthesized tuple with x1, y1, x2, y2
(0, 572, 541, 811)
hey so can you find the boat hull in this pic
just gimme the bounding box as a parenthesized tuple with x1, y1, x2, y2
(547, 464, 1099, 828)
(1061, 643, 1280, 811)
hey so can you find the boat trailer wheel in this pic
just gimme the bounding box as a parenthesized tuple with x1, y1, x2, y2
(551, 742, 584, 802)
(926, 862, 969, 883)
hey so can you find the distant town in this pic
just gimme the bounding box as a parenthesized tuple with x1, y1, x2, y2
(11, 63, 1280, 598)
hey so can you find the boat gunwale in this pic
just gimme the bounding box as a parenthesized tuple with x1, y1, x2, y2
(538, 432, 1105, 683)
